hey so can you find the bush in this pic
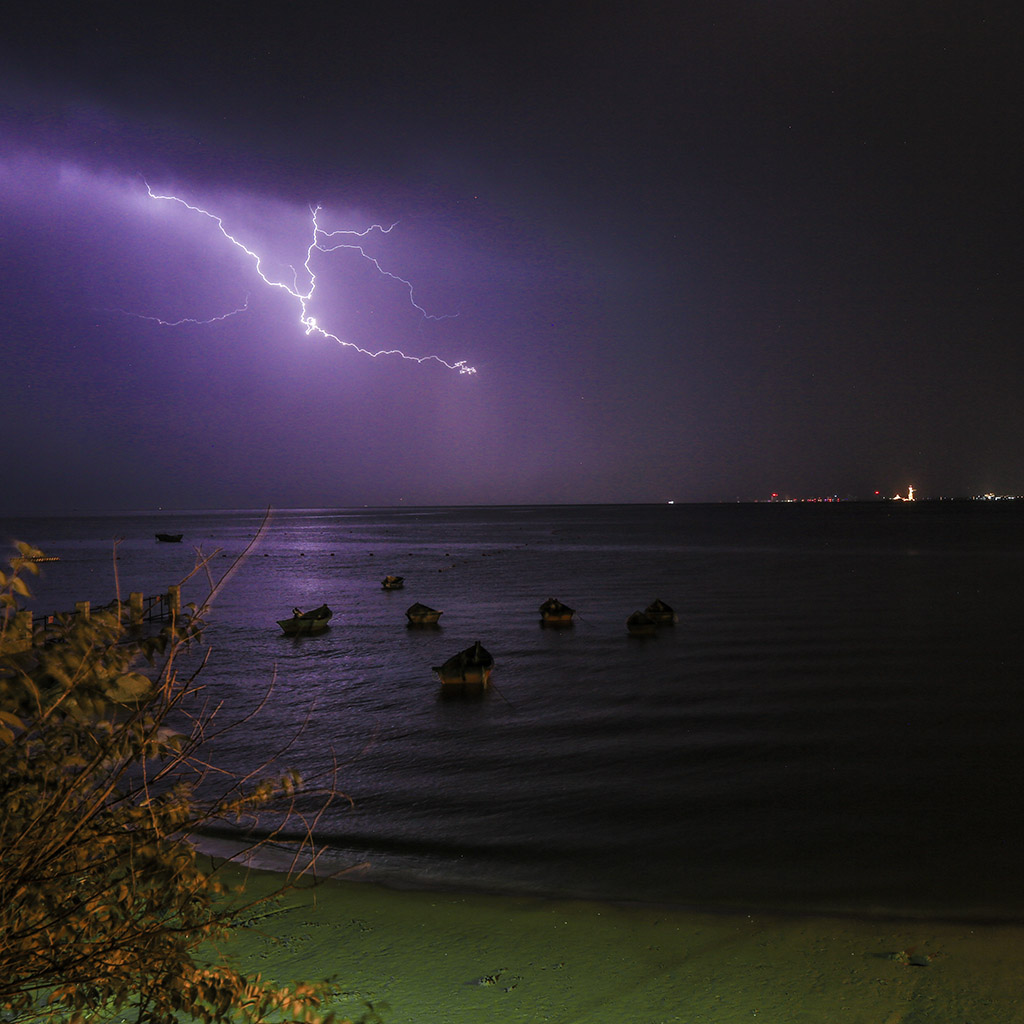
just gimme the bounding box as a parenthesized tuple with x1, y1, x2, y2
(0, 542, 346, 1024)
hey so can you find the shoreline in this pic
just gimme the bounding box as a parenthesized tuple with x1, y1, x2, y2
(199, 834, 1024, 929)
(208, 860, 1024, 1023)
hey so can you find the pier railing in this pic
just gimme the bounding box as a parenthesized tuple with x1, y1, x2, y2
(3, 586, 182, 652)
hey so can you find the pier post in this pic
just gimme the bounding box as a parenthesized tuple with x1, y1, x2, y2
(167, 585, 181, 619)
(129, 592, 144, 626)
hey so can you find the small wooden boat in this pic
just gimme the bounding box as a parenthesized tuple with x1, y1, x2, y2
(644, 599, 678, 624)
(406, 602, 443, 626)
(539, 597, 575, 625)
(381, 575, 405, 590)
(155, 533, 183, 543)
(626, 610, 658, 636)
(433, 641, 494, 687)
(277, 604, 333, 635)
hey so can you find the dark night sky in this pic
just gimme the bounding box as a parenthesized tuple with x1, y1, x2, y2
(1, 2, 1020, 511)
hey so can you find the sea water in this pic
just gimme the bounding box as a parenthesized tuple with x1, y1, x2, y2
(5, 502, 1024, 918)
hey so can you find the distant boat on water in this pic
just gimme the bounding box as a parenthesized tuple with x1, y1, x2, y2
(644, 599, 678, 624)
(539, 597, 575, 626)
(433, 641, 494, 687)
(155, 533, 183, 543)
(406, 602, 443, 626)
(277, 604, 333, 635)
(626, 610, 658, 636)
(381, 575, 405, 590)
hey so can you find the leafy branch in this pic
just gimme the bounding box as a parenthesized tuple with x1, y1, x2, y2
(0, 539, 364, 1024)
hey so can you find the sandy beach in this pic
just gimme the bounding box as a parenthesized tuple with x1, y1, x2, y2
(209, 866, 1024, 1024)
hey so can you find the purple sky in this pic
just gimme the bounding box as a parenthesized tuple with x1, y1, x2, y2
(1, 4, 1020, 511)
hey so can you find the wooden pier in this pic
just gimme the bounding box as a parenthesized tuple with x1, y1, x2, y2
(2, 586, 182, 654)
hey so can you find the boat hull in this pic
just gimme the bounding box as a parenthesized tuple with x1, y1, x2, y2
(433, 641, 494, 687)
(644, 599, 678, 624)
(406, 602, 443, 626)
(278, 604, 333, 635)
(539, 597, 575, 626)
(626, 611, 658, 636)
(277, 618, 330, 635)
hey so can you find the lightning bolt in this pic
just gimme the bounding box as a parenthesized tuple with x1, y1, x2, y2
(136, 183, 476, 375)
(105, 295, 251, 326)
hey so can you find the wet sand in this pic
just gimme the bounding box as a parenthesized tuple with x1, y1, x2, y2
(209, 867, 1024, 1023)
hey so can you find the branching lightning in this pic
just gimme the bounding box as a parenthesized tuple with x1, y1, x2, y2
(131, 183, 476, 374)
(106, 296, 250, 326)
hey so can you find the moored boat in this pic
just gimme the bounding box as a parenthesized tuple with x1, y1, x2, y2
(381, 575, 405, 590)
(406, 602, 443, 626)
(539, 597, 575, 625)
(626, 610, 658, 636)
(432, 641, 494, 687)
(644, 598, 678, 624)
(277, 604, 333, 635)
(155, 533, 183, 543)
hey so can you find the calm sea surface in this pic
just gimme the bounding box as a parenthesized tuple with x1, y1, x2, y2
(5, 503, 1024, 918)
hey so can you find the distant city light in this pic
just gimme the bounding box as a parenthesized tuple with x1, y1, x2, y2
(761, 488, 1021, 503)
